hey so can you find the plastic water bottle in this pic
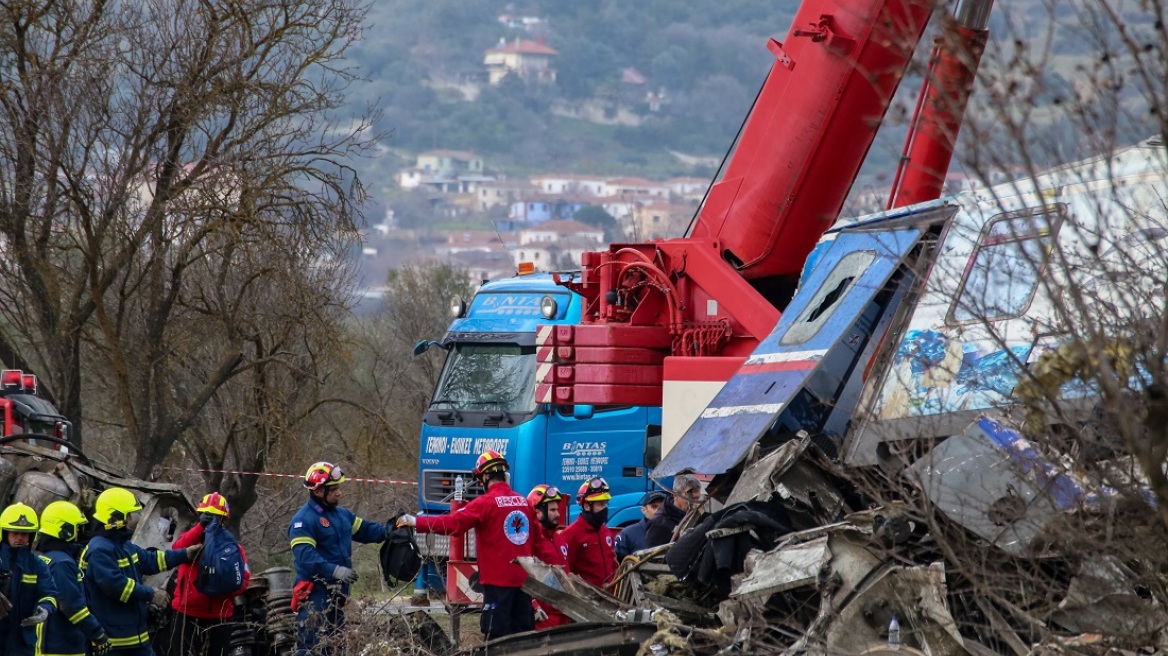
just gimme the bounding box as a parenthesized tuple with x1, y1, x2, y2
(888, 615, 901, 651)
(454, 475, 465, 502)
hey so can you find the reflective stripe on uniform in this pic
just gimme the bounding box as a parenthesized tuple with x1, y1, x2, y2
(119, 578, 135, 603)
(108, 632, 149, 647)
(68, 607, 91, 624)
(290, 537, 317, 548)
(155, 551, 166, 570)
(351, 517, 363, 535)
(22, 573, 37, 583)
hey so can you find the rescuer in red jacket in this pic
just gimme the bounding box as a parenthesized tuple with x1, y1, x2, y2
(158, 492, 251, 656)
(560, 477, 617, 589)
(526, 483, 569, 629)
(399, 451, 536, 639)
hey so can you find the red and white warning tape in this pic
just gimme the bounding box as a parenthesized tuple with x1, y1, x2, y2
(162, 466, 418, 486)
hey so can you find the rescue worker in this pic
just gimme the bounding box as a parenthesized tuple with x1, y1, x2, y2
(289, 461, 390, 656)
(645, 474, 702, 548)
(81, 487, 200, 656)
(398, 450, 536, 639)
(526, 483, 569, 629)
(35, 500, 111, 656)
(159, 492, 250, 656)
(0, 502, 58, 656)
(614, 490, 667, 560)
(560, 476, 617, 589)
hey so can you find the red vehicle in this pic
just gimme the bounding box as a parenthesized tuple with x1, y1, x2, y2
(537, 0, 992, 451)
(0, 369, 74, 452)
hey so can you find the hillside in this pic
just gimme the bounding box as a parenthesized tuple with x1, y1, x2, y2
(346, 2, 800, 192)
(342, 2, 1158, 227)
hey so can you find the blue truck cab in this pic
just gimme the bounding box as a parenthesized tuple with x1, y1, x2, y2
(417, 272, 663, 528)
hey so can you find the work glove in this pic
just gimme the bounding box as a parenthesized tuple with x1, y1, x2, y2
(332, 565, 359, 583)
(396, 513, 417, 528)
(198, 512, 215, 526)
(20, 605, 48, 626)
(151, 587, 171, 608)
(185, 543, 204, 562)
(91, 632, 112, 656)
(533, 604, 548, 623)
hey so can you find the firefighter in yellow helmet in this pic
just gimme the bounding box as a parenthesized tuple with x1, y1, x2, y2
(35, 501, 111, 656)
(79, 488, 201, 656)
(0, 502, 58, 656)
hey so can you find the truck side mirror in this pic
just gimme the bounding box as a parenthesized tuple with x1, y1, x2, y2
(572, 404, 594, 420)
(412, 340, 446, 357)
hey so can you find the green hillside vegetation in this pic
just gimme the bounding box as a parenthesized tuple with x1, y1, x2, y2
(347, 1, 797, 185)
(346, 1, 1158, 214)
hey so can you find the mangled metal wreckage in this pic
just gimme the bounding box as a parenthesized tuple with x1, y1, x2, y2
(478, 140, 1168, 656)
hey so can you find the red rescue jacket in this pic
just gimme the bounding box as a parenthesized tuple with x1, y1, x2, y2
(531, 523, 570, 629)
(416, 482, 536, 587)
(171, 523, 251, 619)
(560, 517, 617, 589)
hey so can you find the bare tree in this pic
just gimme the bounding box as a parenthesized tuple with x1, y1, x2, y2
(0, 0, 373, 478)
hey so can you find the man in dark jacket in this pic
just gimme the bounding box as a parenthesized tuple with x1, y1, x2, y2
(289, 462, 389, 656)
(614, 491, 667, 560)
(81, 488, 200, 656)
(399, 451, 537, 640)
(645, 475, 702, 548)
(35, 500, 110, 656)
(159, 492, 250, 656)
(0, 502, 58, 656)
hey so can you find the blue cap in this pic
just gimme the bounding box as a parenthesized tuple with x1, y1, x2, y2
(639, 490, 668, 506)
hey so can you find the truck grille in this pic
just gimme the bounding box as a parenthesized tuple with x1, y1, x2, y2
(417, 530, 477, 559)
(422, 470, 484, 505)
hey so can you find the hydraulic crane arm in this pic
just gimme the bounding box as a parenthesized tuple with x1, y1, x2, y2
(540, 0, 991, 408)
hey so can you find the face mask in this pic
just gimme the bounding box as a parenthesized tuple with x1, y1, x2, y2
(582, 507, 608, 528)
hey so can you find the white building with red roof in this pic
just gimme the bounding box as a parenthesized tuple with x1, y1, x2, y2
(484, 37, 558, 85)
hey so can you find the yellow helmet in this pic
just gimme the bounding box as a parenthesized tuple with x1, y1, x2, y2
(39, 501, 88, 542)
(93, 488, 143, 528)
(0, 502, 39, 533)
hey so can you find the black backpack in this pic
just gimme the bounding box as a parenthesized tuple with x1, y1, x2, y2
(379, 525, 422, 584)
(195, 520, 247, 597)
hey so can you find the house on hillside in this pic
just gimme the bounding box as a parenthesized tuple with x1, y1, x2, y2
(484, 37, 558, 85)
(667, 177, 710, 200)
(476, 180, 538, 211)
(419, 250, 516, 283)
(605, 177, 670, 200)
(515, 219, 605, 271)
(629, 202, 697, 241)
(508, 196, 590, 223)
(397, 150, 493, 193)
(530, 173, 607, 197)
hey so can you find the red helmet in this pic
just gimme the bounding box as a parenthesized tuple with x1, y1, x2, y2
(576, 476, 611, 505)
(304, 461, 347, 491)
(196, 492, 230, 518)
(473, 450, 508, 477)
(526, 484, 563, 509)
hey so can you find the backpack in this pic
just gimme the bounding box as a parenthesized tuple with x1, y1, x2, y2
(195, 520, 247, 597)
(379, 524, 421, 584)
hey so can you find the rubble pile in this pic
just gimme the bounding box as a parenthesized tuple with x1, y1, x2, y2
(507, 419, 1168, 655)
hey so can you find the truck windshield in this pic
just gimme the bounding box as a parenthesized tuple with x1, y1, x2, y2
(431, 343, 537, 413)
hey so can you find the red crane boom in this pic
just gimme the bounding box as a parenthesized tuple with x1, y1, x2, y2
(539, 0, 990, 408)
